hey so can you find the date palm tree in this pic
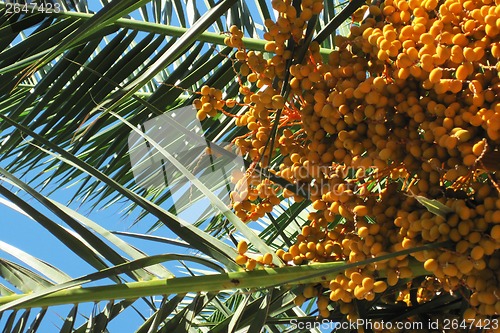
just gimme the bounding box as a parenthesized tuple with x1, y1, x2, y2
(0, 1, 472, 332)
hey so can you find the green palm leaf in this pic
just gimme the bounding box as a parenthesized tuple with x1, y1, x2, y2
(0, 0, 475, 331)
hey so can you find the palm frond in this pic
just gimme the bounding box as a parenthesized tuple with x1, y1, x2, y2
(0, 0, 482, 331)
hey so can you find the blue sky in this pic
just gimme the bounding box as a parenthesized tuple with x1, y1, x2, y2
(0, 3, 243, 330)
(0, 179, 187, 331)
(0, 1, 333, 332)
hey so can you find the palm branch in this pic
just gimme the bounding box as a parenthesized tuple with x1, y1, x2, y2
(0, 0, 480, 332)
